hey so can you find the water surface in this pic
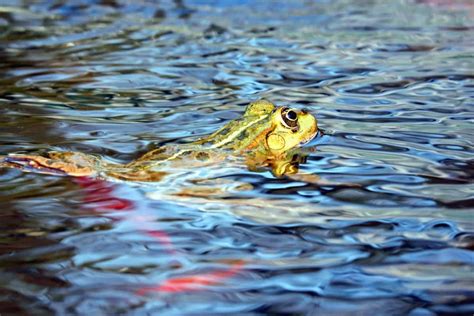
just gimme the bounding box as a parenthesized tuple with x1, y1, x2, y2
(0, 0, 473, 315)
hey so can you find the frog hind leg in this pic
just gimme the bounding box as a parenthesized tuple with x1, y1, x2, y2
(105, 168, 168, 182)
(1, 151, 99, 177)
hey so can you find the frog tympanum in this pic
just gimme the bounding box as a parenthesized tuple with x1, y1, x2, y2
(1, 100, 318, 181)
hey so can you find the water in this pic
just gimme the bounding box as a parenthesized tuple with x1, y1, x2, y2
(0, 0, 473, 315)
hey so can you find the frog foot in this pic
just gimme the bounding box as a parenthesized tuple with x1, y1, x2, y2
(1, 152, 97, 177)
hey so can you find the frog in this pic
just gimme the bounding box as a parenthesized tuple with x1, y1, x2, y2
(0, 100, 318, 182)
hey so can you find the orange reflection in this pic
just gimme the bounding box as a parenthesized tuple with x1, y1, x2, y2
(72, 176, 246, 295)
(74, 177, 134, 211)
(136, 260, 245, 294)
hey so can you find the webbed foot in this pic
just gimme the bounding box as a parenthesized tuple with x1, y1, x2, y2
(1, 152, 98, 177)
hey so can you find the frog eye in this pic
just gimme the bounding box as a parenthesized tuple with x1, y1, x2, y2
(281, 108, 299, 130)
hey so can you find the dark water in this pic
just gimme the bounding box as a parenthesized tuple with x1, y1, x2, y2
(0, 0, 473, 315)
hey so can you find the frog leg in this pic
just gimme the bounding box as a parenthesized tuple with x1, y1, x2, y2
(1, 151, 100, 177)
(105, 169, 168, 182)
(173, 178, 253, 198)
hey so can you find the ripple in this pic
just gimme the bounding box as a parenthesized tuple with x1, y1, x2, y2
(0, 0, 473, 315)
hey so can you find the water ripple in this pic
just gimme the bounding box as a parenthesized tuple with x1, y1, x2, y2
(0, 0, 473, 314)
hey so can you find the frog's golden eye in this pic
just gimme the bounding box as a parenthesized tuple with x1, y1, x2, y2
(281, 108, 299, 131)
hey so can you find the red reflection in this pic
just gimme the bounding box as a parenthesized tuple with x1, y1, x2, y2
(136, 261, 245, 295)
(73, 176, 246, 295)
(74, 177, 134, 211)
(145, 230, 176, 254)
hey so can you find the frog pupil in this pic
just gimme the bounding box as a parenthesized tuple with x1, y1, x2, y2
(286, 110, 297, 121)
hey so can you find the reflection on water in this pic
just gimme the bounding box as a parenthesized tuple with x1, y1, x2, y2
(0, 0, 473, 314)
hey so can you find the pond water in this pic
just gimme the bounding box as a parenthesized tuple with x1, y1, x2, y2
(0, 0, 473, 315)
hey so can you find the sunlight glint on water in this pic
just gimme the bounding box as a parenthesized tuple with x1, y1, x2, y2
(0, 0, 473, 315)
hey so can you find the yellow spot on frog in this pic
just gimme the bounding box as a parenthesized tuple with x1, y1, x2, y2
(266, 133, 285, 151)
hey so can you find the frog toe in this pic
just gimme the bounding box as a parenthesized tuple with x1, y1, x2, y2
(2, 155, 69, 176)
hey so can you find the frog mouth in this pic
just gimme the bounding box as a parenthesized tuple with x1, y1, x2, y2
(298, 127, 320, 146)
(299, 134, 315, 146)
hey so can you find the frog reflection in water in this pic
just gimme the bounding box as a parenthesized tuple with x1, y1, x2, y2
(1, 100, 318, 182)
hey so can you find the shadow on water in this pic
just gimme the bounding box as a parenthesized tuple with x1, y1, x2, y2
(0, 0, 473, 315)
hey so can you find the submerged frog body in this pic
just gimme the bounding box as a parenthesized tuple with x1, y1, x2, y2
(1, 100, 318, 181)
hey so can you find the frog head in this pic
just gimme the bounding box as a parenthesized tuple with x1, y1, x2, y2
(261, 105, 318, 155)
(234, 100, 318, 156)
(195, 99, 318, 157)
